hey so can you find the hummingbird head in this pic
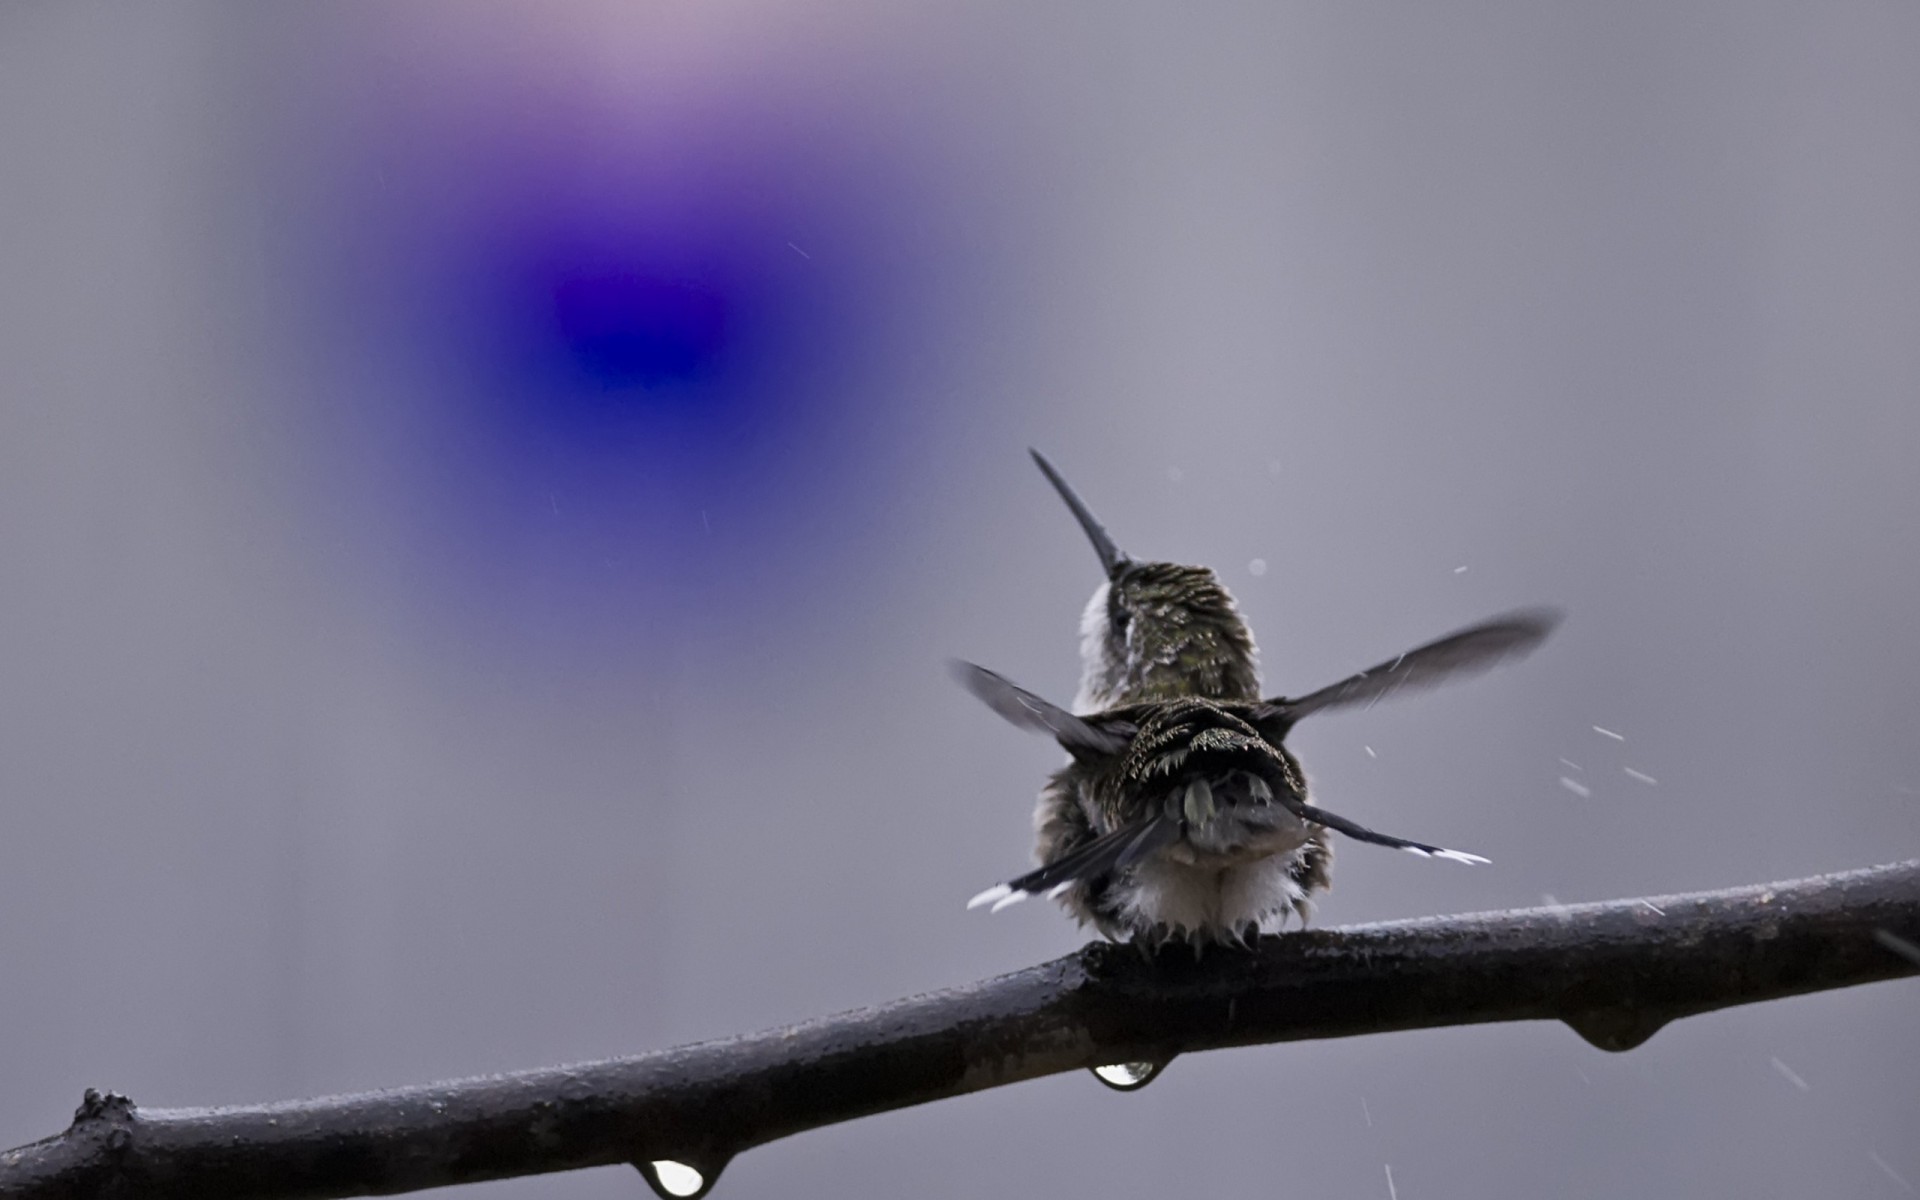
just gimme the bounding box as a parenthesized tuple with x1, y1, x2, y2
(1028, 450, 1260, 710)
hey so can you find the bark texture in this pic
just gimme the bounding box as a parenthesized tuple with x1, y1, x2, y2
(4, 860, 1916, 1199)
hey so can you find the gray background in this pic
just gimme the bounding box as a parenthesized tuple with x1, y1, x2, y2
(3, 4, 1917, 1198)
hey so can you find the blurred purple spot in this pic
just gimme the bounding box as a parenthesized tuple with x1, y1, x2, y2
(549, 272, 729, 392)
(255, 26, 1039, 667)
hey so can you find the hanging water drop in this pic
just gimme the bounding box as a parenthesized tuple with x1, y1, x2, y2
(1090, 1059, 1167, 1091)
(638, 1158, 712, 1199)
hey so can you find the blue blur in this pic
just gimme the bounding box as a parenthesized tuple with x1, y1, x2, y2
(262, 44, 1031, 669)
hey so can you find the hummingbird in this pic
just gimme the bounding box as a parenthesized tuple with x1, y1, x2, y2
(955, 451, 1559, 946)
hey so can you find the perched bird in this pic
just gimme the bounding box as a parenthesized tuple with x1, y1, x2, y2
(956, 451, 1559, 946)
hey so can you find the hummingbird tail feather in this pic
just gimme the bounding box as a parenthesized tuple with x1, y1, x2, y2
(1232, 750, 1489, 862)
(1422, 848, 1493, 865)
(966, 884, 1015, 910)
(1292, 798, 1490, 864)
(966, 817, 1177, 913)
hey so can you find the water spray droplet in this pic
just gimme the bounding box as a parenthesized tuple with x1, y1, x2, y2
(1876, 928, 1920, 967)
(638, 1159, 716, 1199)
(1769, 1055, 1810, 1092)
(1091, 1059, 1167, 1091)
(1869, 1150, 1915, 1195)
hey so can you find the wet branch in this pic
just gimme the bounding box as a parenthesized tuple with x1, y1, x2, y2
(5, 860, 1917, 1200)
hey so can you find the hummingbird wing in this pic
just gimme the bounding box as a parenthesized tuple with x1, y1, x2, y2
(949, 660, 1132, 758)
(966, 816, 1180, 913)
(1254, 608, 1561, 734)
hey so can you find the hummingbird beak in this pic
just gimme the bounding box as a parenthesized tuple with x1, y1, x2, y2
(1029, 449, 1129, 578)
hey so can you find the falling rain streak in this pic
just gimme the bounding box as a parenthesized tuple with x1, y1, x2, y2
(1091, 1060, 1168, 1091)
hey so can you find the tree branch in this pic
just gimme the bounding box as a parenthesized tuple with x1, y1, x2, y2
(6, 860, 1917, 1200)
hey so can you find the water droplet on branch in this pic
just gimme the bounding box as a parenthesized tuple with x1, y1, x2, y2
(1091, 1059, 1168, 1091)
(638, 1158, 721, 1199)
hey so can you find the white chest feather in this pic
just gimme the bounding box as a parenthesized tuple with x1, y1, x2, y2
(1115, 850, 1315, 940)
(1074, 582, 1121, 712)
